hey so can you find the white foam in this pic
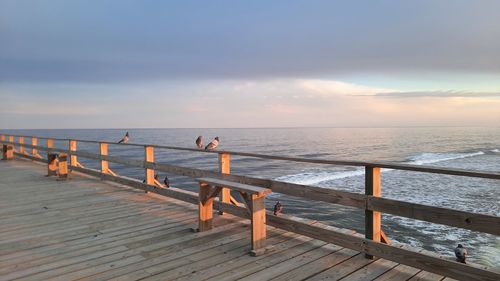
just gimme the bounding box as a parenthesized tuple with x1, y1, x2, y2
(491, 149, 500, 153)
(276, 150, 485, 186)
(405, 151, 484, 165)
(275, 169, 364, 185)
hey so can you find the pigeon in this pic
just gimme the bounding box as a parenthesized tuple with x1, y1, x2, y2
(454, 244, 467, 264)
(163, 176, 170, 188)
(273, 201, 282, 216)
(118, 132, 129, 144)
(154, 174, 160, 182)
(205, 137, 219, 150)
(195, 136, 203, 149)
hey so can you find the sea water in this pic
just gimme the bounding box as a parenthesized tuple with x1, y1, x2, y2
(3, 127, 499, 267)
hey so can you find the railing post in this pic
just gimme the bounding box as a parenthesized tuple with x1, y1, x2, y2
(145, 146, 155, 185)
(219, 152, 231, 214)
(58, 153, 68, 179)
(100, 142, 109, 174)
(47, 153, 58, 176)
(2, 144, 14, 160)
(69, 140, 77, 167)
(9, 136, 14, 150)
(47, 138, 54, 150)
(0, 135, 5, 142)
(19, 136, 25, 154)
(31, 137, 38, 157)
(365, 166, 381, 259)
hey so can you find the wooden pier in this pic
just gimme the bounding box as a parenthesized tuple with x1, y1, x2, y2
(1, 134, 500, 281)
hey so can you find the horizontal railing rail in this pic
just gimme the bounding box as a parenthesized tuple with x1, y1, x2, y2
(1, 134, 499, 281)
(3, 133, 500, 179)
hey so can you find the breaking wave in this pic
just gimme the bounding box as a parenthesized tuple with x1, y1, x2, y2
(276, 150, 485, 185)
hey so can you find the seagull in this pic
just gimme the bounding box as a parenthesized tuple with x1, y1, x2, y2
(163, 176, 170, 188)
(273, 201, 282, 216)
(118, 132, 129, 144)
(204, 137, 219, 150)
(195, 136, 203, 149)
(454, 244, 467, 264)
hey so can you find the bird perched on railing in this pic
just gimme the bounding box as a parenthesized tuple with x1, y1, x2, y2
(164, 176, 170, 188)
(118, 132, 129, 144)
(273, 201, 282, 216)
(195, 136, 203, 149)
(454, 244, 467, 264)
(205, 137, 219, 150)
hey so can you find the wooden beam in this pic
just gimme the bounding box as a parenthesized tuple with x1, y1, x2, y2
(100, 142, 109, 174)
(8, 136, 14, 151)
(47, 153, 58, 176)
(365, 166, 381, 259)
(218, 152, 231, 214)
(367, 197, 500, 236)
(69, 139, 77, 167)
(381, 229, 391, 245)
(250, 193, 267, 255)
(58, 153, 68, 179)
(198, 182, 214, 232)
(47, 138, 54, 152)
(19, 136, 25, 154)
(144, 146, 155, 185)
(31, 137, 39, 158)
(2, 144, 14, 160)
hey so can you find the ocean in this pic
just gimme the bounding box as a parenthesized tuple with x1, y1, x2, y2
(2, 127, 500, 267)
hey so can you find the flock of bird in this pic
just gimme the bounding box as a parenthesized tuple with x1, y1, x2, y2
(115, 131, 468, 262)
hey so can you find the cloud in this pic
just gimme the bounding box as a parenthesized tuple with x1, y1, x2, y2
(1, 1, 499, 82)
(372, 91, 500, 98)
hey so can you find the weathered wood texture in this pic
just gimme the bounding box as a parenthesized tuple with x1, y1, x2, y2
(42, 163, 500, 280)
(3, 159, 490, 281)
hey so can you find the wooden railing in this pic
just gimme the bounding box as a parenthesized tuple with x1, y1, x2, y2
(1, 133, 499, 281)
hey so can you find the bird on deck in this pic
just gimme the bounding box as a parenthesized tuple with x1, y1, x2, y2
(273, 201, 282, 216)
(195, 136, 203, 149)
(205, 137, 219, 150)
(118, 132, 129, 144)
(163, 176, 170, 188)
(454, 244, 467, 264)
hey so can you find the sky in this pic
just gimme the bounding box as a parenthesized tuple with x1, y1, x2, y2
(1, 0, 499, 129)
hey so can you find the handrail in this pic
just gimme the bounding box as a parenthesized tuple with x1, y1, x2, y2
(1, 133, 500, 281)
(2, 133, 499, 179)
(2, 135, 499, 235)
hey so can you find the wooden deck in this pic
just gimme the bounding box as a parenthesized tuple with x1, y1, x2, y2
(1, 159, 456, 281)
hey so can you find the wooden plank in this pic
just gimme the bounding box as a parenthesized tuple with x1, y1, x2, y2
(239, 243, 344, 281)
(340, 258, 398, 281)
(99, 142, 108, 174)
(250, 193, 266, 254)
(198, 183, 214, 232)
(137, 232, 316, 281)
(408, 270, 445, 281)
(219, 152, 231, 214)
(374, 264, 421, 281)
(365, 166, 382, 259)
(145, 145, 155, 185)
(367, 196, 500, 236)
(270, 248, 359, 281)
(198, 177, 272, 196)
(31, 137, 40, 158)
(2, 144, 13, 160)
(18, 136, 25, 154)
(69, 139, 77, 166)
(307, 254, 376, 281)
